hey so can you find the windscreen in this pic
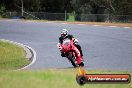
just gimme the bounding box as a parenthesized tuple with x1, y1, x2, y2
(63, 39, 70, 46)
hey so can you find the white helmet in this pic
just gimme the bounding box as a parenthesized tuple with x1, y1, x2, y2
(61, 29, 68, 37)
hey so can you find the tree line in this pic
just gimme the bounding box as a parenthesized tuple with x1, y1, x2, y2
(0, 0, 132, 15)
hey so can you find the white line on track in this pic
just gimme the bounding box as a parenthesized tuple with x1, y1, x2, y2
(77, 24, 85, 25)
(109, 26, 118, 28)
(6, 19, 12, 21)
(124, 27, 131, 29)
(19, 45, 37, 70)
(26, 20, 34, 22)
(61, 23, 67, 24)
(93, 25, 101, 26)
(45, 22, 53, 23)
(4, 19, 132, 29)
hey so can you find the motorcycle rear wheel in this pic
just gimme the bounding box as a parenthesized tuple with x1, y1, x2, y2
(79, 62, 84, 67)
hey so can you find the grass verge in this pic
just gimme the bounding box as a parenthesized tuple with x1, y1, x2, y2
(0, 69, 131, 88)
(0, 41, 29, 70)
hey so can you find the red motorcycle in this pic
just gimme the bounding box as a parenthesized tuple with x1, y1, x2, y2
(60, 38, 84, 67)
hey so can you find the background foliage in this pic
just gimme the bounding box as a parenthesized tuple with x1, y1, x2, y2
(0, 0, 132, 15)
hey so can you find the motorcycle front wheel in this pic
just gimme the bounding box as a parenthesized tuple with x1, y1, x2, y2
(68, 52, 77, 67)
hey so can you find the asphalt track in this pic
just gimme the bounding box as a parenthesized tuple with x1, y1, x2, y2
(0, 19, 132, 70)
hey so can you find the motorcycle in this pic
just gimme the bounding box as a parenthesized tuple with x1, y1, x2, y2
(59, 38, 84, 67)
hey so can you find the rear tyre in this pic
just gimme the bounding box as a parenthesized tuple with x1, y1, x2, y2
(79, 62, 84, 67)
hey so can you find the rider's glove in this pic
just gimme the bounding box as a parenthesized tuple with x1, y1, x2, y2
(73, 39, 78, 45)
(57, 43, 62, 50)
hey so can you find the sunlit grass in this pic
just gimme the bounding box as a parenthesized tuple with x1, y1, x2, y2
(0, 41, 29, 70)
(0, 69, 131, 88)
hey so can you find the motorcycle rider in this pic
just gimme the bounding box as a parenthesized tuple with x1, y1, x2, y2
(57, 29, 83, 58)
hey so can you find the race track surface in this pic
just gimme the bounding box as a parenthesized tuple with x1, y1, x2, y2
(0, 19, 132, 70)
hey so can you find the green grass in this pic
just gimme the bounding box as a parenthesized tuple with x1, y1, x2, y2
(0, 69, 131, 88)
(67, 15, 75, 22)
(0, 40, 131, 88)
(0, 41, 29, 70)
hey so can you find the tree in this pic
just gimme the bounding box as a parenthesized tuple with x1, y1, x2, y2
(0, 0, 131, 15)
(0, 5, 6, 15)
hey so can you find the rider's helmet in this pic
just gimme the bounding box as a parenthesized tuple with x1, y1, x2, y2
(61, 29, 68, 38)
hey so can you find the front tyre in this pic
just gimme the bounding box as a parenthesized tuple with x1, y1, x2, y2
(68, 52, 77, 67)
